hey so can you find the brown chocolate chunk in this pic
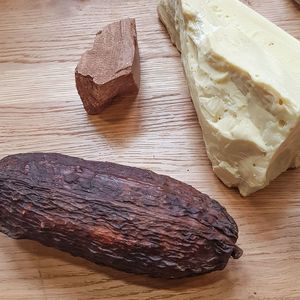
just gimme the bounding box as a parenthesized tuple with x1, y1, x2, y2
(0, 153, 242, 278)
(75, 18, 140, 114)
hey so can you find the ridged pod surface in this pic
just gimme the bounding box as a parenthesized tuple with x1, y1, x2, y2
(0, 153, 242, 278)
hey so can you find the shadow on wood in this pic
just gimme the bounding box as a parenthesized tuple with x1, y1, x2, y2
(87, 92, 143, 146)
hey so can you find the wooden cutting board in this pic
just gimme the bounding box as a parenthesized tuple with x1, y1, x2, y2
(0, 1, 300, 299)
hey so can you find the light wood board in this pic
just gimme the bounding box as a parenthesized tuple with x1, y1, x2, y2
(0, 0, 300, 299)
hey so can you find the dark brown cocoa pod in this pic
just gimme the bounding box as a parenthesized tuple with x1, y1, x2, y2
(0, 153, 242, 278)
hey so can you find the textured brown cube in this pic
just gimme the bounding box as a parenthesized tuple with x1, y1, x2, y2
(75, 18, 140, 114)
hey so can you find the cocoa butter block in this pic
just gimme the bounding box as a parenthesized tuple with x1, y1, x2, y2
(75, 18, 140, 114)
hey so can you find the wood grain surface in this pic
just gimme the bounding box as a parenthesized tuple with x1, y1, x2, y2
(0, 0, 300, 299)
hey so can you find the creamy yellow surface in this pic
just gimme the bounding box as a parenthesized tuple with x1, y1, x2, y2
(158, 0, 300, 196)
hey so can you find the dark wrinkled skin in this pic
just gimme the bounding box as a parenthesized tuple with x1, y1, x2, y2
(0, 153, 242, 278)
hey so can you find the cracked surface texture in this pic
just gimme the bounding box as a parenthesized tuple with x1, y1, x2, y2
(158, 0, 300, 196)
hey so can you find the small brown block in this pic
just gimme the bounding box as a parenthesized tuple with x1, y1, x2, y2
(75, 18, 140, 115)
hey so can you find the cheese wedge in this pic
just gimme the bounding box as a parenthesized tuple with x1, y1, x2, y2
(158, 0, 300, 196)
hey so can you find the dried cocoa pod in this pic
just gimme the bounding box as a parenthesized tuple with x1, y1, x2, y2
(0, 153, 242, 278)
